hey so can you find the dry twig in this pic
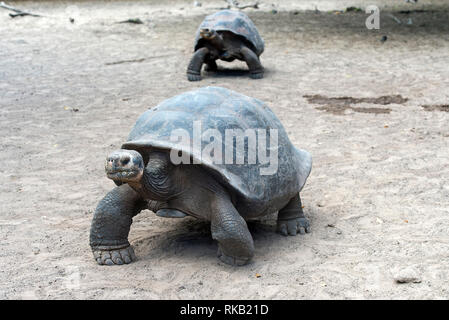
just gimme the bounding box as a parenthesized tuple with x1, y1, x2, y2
(0, 1, 42, 18)
(225, 0, 259, 10)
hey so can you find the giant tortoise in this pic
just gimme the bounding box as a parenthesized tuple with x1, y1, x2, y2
(187, 10, 265, 81)
(90, 87, 312, 266)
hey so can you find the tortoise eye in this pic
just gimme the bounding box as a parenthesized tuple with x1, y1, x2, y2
(121, 157, 130, 165)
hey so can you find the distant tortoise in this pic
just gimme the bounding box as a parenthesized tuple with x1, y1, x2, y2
(90, 87, 311, 266)
(187, 10, 265, 81)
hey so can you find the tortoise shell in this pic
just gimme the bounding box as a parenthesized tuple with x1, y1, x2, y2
(122, 87, 311, 216)
(194, 10, 264, 56)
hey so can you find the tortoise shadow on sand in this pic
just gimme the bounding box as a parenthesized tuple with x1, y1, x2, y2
(131, 212, 300, 265)
(204, 67, 272, 79)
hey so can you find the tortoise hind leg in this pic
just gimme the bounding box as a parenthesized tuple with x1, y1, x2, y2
(90, 184, 146, 265)
(277, 194, 311, 236)
(210, 194, 254, 266)
(204, 59, 218, 72)
(187, 47, 209, 81)
(240, 46, 264, 79)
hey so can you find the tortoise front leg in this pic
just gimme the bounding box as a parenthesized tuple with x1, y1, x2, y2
(187, 47, 209, 81)
(89, 184, 146, 265)
(240, 46, 264, 79)
(210, 194, 255, 266)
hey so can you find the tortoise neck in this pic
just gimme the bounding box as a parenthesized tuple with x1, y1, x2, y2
(140, 151, 177, 201)
(206, 32, 225, 50)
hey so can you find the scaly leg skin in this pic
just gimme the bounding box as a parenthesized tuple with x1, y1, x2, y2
(89, 184, 146, 265)
(187, 47, 209, 81)
(204, 59, 218, 72)
(240, 46, 264, 79)
(277, 194, 311, 236)
(210, 194, 254, 266)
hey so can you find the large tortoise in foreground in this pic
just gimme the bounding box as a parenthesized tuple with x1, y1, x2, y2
(187, 10, 265, 81)
(90, 87, 312, 266)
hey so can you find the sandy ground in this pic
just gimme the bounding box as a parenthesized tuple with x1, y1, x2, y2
(1, 0, 448, 299)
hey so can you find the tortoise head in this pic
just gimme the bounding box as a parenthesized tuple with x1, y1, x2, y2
(105, 149, 144, 184)
(200, 28, 217, 40)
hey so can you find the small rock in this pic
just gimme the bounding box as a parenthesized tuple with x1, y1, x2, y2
(343, 108, 354, 115)
(119, 18, 143, 25)
(393, 267, 421, 284)
(193, 1, 202, 7)
(381, 35, 388, 43)
(346, 7, 362, 12)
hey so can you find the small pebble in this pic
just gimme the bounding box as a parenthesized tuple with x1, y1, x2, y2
(393, 267, 421, 284)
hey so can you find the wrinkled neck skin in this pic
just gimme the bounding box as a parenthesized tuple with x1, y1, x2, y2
(128, 151, 182, 201)
(205, 31, 246, 61)
(207, 32, 225, 51)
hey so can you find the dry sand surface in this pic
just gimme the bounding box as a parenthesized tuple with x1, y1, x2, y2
(1, 0, 448, 299)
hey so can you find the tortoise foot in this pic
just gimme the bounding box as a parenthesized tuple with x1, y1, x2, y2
(92, 245, 137, 266)
(249, 71, 264, 79)
(217, 246, 252, 266)
(277, 217, 311, 236)
(187, 72, 202, 81)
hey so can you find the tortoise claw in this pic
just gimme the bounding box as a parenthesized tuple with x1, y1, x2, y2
(249, 71, 264, 79)
(277, 217, 311, 236)
(217, 246, 252, 266)
(92, 246, 137, 266)
(187, 72, 202, 81)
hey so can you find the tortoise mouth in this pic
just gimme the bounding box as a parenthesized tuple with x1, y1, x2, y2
(200, 28, 214, 39)
(106, 168, 143, 181)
